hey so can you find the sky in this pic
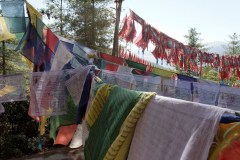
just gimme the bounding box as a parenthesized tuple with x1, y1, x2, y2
(28, 0, 240, 44)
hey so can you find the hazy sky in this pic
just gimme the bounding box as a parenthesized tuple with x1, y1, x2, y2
(28, 0, 240, 44)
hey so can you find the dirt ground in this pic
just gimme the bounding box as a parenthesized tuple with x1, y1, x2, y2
(10, 146, 84, 160)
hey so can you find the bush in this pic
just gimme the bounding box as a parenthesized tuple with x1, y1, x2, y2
(0, 101, 40, 159)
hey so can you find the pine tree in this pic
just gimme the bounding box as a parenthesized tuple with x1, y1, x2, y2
(184, 28, 205, 50)
(184, 28, 207, 76)
(225, 33, 240, 55)
(0, 39, 30, 75)
(43, 0, 114, 52)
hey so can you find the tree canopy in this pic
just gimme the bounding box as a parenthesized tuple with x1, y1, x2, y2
(184, 28, 205, 50)
(43, 0, 114, 52)
(225, 33, 240, 55)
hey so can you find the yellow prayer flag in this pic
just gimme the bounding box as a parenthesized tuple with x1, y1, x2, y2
(26, 1, 42, 27)
(0, 85, 16, 97)
(152, 67, 175, 78)
(21, 56, 33, 70)
(0, 17, 16, 41)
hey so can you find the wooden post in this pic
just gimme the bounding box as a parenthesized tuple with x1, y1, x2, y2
(2, 41, 6, 75)
(112, 0, 122, 57)
(91, 0, 95, 48)
(60, 0, 63, 35)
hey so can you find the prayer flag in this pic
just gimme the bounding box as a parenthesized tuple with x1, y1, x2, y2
(0, 17, 15, 41)
(0, 0, 26, 33)
(26, 1, 42, 28)
(16, 23, 54, 71)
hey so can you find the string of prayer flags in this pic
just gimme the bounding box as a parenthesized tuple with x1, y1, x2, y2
(0, 0, 26, 33)
(119, 10, 240, 80)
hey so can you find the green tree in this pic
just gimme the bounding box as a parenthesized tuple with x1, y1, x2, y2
(183, 28, 221, 81)
(0, 39, 30, 75)
(184, 28, 205, 50)
(225, 33, 240, 55)
(43, 0, 114, 52)
(201, 66, 219, 82)
(184, 28, 207, 76)
(220, 33, 240, 85)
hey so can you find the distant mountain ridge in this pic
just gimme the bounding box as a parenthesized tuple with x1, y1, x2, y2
(205, 41, 226, 55)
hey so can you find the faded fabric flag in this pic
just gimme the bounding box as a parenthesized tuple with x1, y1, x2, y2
(51, 42, 73, 71)
(26, 1, 42, 28)
(0, 0, 26, 33)
(0, 74, 26, 103)
(0, 17, 16, 41)
(29, 71, 68, 116)
(16, 23, 54, 71)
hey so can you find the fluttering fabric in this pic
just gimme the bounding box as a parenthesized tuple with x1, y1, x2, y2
(26, 1, 42, 28)
(115, 66, 136, 89)
(119, 10, 240, 80)
(151, 67, 174, 78)
(50, 95, 77, 139)
(65, 65, 91, 106)
(99, 52, 175, 78)
(51, 42, 73, 71)
(76, 73, 92, 124)
(0, 17, 16, 41)
(177, 74, 197, 82)
(218, 85, 240, 111)
(98, 59, 119, 71)
(127, 95, 226, 160)
(82, 77, 101, 147)
(69, 124, 83, 148)
(0, 74, 26, 103)
(29, 71, 69, 117)
(118, 48, 153, 69)
(58, 36, 93, 68)
(119, 16, 136, 43)
(32, 16, 46, 40)
(0, 0, 26, 33)
(99, 52, 127, 66)
(208, 122, 240, 160)
(54, 124, 77, 146)
(175, 80, 192, 101)
(46, 29, 59, 53)
(99, 66, 240, 110)
(100, 70, 162, 95)
(49, 67, 91, 139)
(22, 56, 33, 70)
(85, 83, 112, 127)
(162, 79, 176, 98)
(16, 23, 54, 71)
(193, 83, 220, 106)
(100, 69, 135, 89)
(126, 59, 147, 72)
(84, 84, 142, 160)
(39, 116, 48, 136)
(104, 92, 156, 160)
(220, 114, 240, 124)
